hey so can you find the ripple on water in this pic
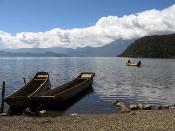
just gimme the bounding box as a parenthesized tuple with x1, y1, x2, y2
(0, 57, 175, 114)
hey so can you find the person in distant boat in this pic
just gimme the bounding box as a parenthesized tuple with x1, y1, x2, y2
(137, 61, 142, 66)
(127, 59, 131, 63)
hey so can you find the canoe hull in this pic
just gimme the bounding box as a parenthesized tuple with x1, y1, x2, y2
(5, 97, 28, 109)
(54, 78, 93, 103)
(126, 63, 140, 67)
(5, 72, 51, 109)
(32, 72, 95, 105)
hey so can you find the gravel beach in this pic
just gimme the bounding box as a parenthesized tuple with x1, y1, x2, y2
(1, 109, 175, 131)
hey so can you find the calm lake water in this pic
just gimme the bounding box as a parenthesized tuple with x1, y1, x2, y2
(1, 57, 175, 115)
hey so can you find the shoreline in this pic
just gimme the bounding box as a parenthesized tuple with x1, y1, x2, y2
(1, 109, 175, 130)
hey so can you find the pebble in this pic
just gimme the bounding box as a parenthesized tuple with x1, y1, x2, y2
(167, 105, 175, 109)
(143, 104, 152, 110)
(23, 108, 35, 116)
(114, 101, 131, 112)
(138, 103, 144, 110)
(129, 104, 139, 110)
(39, 110, 47, 117)
(39, 110, 47, 114)
(155, 106, 163, 110)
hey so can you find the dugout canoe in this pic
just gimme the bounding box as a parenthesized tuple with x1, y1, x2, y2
(31, 72, 95, 105)
(5, 72, 51, 109)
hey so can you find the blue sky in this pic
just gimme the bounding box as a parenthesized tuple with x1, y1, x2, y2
(0, 0, 175, 34)
(0, 0, 175, 49)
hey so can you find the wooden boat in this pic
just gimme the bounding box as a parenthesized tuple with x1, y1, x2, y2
(126, 61, 141, 67)
(5, 72, 51, 109)
(31, 72, 95, 105)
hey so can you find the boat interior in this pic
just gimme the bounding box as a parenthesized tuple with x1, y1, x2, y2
(37, 73, 94, 97)
(38, 78, 86, 96)
(11, 74, 48, 97)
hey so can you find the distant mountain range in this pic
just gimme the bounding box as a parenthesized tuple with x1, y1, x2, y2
(0, 39, 133, 57)
(0, 51, 64, 57)
(119, 33, 175, 58)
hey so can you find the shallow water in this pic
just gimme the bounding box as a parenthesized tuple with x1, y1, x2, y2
(0, 57, 175, 115)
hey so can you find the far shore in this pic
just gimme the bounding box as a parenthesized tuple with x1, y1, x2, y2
(1, 109, 175, 131)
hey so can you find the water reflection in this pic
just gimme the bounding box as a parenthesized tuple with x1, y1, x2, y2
(45, 87, 94, 116)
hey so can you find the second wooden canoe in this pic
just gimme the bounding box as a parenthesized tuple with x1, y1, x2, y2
(31, 72, 95, 105)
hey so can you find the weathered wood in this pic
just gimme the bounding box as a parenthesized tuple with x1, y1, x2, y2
(31, 72, 95, 105)
(5, 72, 51, 109)
(0, 82, 5, 113)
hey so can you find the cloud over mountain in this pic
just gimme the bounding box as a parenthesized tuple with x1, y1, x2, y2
(0, 4, 175, 49)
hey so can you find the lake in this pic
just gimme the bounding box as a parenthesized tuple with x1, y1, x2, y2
(0, 57, 175, 115)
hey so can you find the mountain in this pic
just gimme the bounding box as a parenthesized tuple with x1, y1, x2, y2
(0, 39, 133, 57)
(119, 33, 175, 58)
(0, 51, 64, 57)
(2, 47, 73, 54)
(68, 39, 134, 57)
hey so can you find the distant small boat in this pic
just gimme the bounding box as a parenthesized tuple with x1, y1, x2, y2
(31, 72, 95, 105)
(5, 72, 51, 109)
(126, 60, 142, 67)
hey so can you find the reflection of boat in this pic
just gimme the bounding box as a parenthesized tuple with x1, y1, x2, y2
(126, 60, 141, 67)
(5, 72, 51, 109)
(31, 72, 95, 105)
(42, 87, 94, 116)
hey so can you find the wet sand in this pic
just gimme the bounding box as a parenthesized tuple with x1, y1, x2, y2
(1, 109, 175, 131)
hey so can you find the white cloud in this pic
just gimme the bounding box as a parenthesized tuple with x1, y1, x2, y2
(0, 4, 175, 49)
